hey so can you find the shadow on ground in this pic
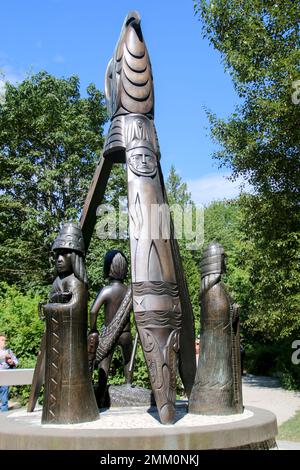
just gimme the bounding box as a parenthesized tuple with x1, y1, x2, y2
(243, 374, 282, 389)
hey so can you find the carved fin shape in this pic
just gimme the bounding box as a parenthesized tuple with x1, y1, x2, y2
(129, 193, 143, 240)
(148, 242, 163, 281)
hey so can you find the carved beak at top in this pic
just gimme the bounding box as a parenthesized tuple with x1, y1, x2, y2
(104, 10, 154, 129)
(125, 11, 141, 27)
(125, 11, 143, 44)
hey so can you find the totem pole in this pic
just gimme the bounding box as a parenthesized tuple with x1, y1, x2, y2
(79, 11, 196, 424)
(89, 250, 133, 405)
(42, 223, 99, 424)
(189, 243, 243, 415)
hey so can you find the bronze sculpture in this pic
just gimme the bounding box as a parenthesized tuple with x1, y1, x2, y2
(189, 243, 243, 415)
(25, 12, 252, 427)
(42, 223, 99, 424)
(79, 11, 196, 425)
(105, 13, 180, 424)
(89, 250, 133, 405)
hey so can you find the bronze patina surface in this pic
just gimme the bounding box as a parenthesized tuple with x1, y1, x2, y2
(89, 250, 133, 405)
(79, 12, 196, 424)
(189, 243, 243, 415)
(42, 223, 99, 424)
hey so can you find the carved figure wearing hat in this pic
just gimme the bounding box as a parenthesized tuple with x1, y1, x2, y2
(189, 242, 243, 415)
(42, 222, 99, 424)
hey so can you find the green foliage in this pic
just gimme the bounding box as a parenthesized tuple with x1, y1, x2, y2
(195, 0, 300, 387)
(203, 198, 300, 389)
(204, 199, 250, 297)
(107, 342, 150, 389)
(203, 198, 253, 329)
(244, 340, 300, 391)
(132, 343, 151, 389)
(166, 166, 201, 331)
(0, 282, 45, 404)
(0, 282, 44, 359)
(166, 165, 192, 207)
(239, 194, 300, 341)
(87, 164, 130, 297)
(0, 71, 107, 289)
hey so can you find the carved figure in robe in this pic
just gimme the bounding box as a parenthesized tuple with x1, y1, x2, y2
(42, 222, 99, 424)
(189, 242, 243, 415)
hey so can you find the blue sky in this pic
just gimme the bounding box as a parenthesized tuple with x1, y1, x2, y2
(0, 0, 245, 205)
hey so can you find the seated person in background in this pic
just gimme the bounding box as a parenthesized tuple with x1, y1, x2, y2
(0, 333, 18, 412)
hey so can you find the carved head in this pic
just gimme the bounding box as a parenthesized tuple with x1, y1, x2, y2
(200, 242, 226, 278)
(104, 250, 128, 281)
(126, 139, 157, 177)
(105, 11, 154, 119)
(52, 223, 87, 285)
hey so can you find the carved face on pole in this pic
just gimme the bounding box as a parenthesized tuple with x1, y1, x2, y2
(127, 139, 157, 177)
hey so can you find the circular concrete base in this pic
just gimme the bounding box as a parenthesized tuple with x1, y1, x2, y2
(0, 403, 277, 450)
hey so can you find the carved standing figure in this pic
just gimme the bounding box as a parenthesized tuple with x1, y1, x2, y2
(89, 250, 133, 404)
(189, 243, 243, 415)
(42, 223, 99, 424)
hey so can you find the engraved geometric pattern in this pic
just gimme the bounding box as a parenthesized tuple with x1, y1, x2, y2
(47, 313, 60, 422)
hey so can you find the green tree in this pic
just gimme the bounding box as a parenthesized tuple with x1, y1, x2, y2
(194, 1, 300, 386)
(0, 71, 107, 289)
(166, 165, 192, 207)
(0, 282, 45, 403)
(166, 166, 201, 330)
(204, 199, 251, 306)
(87, 164, 129, 296)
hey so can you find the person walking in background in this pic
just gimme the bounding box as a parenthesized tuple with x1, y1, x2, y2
(240, 339, 246, 376)
(195, 336, 200, 364)
(0, 333, 18, 412)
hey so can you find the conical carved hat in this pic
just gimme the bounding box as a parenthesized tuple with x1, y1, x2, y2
(52, 222, 85, 255)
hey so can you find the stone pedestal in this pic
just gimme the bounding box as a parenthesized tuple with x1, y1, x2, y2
(0, 403, 277, 450)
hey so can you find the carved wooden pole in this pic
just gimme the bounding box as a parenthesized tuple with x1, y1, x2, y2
(79, 11, 196, 424)
(101, 11, 195, 424)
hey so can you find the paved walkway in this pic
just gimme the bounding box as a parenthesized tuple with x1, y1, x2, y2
(242, 374, 300, 450)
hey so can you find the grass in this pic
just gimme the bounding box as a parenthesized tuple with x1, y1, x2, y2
(278, 409, 300, 442)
